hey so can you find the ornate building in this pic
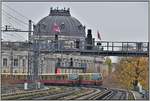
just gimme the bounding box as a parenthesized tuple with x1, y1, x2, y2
(2, 8, 105, 75)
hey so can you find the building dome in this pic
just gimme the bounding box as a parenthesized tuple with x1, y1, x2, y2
(34, 8, 86, 37)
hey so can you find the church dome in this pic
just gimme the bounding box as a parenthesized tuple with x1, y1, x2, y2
(34, 8, 86, 37)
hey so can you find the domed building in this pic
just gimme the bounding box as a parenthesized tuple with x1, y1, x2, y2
(32, 8, 87, 52)
(32, 8, 105, 74)
(1, 8, 106, 75)
(34, 8, 86, 38)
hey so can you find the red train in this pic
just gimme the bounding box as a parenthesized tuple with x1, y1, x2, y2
(1, 73, 103, 86)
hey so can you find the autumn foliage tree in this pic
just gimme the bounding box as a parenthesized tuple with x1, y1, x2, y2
(114, 57, 148, 90)
(105, 57, 112, 74)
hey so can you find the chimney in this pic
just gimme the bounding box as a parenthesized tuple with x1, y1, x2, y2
(86, 29, 93, 50)
(88, 29, 91, 35)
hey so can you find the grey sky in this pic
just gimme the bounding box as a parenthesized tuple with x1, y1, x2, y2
(2, 2, 148, 42)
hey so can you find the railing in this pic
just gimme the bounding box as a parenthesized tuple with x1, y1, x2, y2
(32, 40, 149, 56)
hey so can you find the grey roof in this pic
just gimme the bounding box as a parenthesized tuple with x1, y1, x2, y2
(34, 9, 86, 37)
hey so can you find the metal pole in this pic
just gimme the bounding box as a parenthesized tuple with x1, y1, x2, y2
(112, 42, 114, 51)
(25, 20, 32, 90)
(28, 20, 32, 81)
(32, 25, 41, 89)
(107, 42, 109, 51)
(0, 2, 2, 76)
(10, 45, 13, 75)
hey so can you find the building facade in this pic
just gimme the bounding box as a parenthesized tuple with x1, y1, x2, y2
(2, 8, 106, 75)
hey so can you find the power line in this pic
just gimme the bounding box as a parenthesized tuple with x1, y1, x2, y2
(2, 29, 27, 40)
(3, 4, 35, 24)
(3, 4, 30, 20)
(2, 14, 27, 30)
(2, 18, 28, 41)
(2, 13, 28, 32)
(2, 9, 29, 26)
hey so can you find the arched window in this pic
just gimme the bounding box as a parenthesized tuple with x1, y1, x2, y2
(3, 58, 7, 67)
(60, 22, 65, 29)
(14, 59, 18, 67)
(22, 59, 25, 67)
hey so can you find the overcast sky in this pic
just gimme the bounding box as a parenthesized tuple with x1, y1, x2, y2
(2, 2, 148, 42)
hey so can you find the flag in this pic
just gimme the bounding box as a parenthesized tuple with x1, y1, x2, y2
(97, 31, 101, 40)
(56, 68, 61, 75)
(52, 23, 60, 33)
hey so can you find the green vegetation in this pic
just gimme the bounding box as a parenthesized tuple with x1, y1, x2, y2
(105, 57, 112, 74)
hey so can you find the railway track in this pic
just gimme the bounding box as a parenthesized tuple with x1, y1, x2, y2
(76, 89, 101, 100)
(1, 86, 68, 100)
(57, 88, 95, 100)
(128, 91, 136, 100)
(72, 87, 129, 100)
(33, 88, 80, 100)
(1, 86, 135, 100)
(119, 91, 127, 99)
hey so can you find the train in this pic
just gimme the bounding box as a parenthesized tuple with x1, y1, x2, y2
(1, 73, 103, 86)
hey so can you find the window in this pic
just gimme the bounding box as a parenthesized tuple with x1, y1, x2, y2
(3, 58, 7, 67)
(14, 70, 18, 73)
(14, 59, 18, 67)
(22, 59, 25, 67)
(3, 70, 6, 73)
(60, 22, 65, 29)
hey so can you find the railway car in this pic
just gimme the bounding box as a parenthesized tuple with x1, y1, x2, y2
(40, 73, 79, 85)
(1, 73, 29, 84)
(1, 73, 103, 86)
(79, 73, 103, 85)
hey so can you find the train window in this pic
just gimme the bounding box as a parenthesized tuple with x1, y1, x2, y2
(52, 75, 55, 80)
(47, 76, 50, 80)
(45, 76, 48, 80)
(56, 75, 61, 80)
(43, 76, 45, 80)
(49, 76, 53, 80)
(41, 75, 43, 80)
(56, 76, 58, 80)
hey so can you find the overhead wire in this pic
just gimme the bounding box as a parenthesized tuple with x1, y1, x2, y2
(2, 26, 27, 41)
(2, 9, 29, 26)
(3, 4, 35, 24)
(1, 5, 35, 41)
(2, 12, 28, 41)
(2, 11, 28, 30)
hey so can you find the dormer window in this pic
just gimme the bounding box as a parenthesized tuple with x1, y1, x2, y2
(60, 22, 65, 29)
(41, 23, 46, 30)
(78, 25, 82, 30)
